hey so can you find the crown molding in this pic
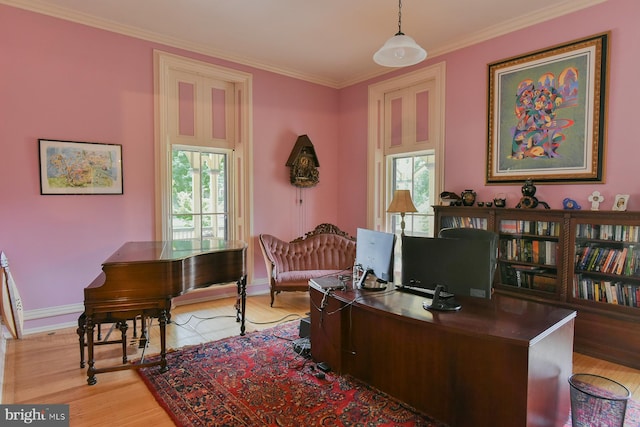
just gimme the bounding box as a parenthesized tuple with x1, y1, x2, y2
(0, 0, 608, 89)
(1, 0, 341, 87)
(428, 0, 608, 59)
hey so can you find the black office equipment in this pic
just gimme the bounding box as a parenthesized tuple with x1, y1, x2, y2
(438, 227, 499, 287)
(401, 235, 494, 299)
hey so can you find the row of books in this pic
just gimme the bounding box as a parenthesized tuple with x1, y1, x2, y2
(500, 238, 558, 265)
(440, 216, 487, 229)
(575, 244, 639, 276)
(499, 220, 560, 237)
(573, 275, 640, 308)
(576, 223, 640, 242)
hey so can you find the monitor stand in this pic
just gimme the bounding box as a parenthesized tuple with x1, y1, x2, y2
(423, 284, 461, 311)
(358, 269, 387, 291)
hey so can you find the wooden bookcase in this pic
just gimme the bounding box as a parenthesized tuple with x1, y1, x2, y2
(433, 205, 640, 369)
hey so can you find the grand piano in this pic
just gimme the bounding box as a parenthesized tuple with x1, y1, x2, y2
(77, 239, 247, 385)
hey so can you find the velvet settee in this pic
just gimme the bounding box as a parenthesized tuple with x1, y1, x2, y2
(258, 224, 356, 306)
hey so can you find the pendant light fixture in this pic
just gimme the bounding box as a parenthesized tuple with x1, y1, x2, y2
(373, 0, 427, 67)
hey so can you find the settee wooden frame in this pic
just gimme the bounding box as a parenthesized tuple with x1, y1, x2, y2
(259, 223, 356, 306)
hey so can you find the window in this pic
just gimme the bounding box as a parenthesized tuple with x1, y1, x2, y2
(155, 51, 253, 278)
(388, 152, 435, 237)
(367, 63, 446, 237)
(171, 147, 230, 240)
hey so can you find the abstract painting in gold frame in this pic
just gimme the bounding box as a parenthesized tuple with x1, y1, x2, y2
(487, 33, 608, 183)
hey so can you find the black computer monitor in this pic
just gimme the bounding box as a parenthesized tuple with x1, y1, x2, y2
(401, 235, 493, 299)
(355, 228, 396, 284)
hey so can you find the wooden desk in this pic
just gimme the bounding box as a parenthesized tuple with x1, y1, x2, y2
(309, 278, 576, 427)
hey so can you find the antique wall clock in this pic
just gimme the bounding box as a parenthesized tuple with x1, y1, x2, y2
(286, 135, 320, 188)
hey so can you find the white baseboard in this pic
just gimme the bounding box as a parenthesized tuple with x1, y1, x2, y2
(0, 281, 270, 401)
(21, 281, 270, 335)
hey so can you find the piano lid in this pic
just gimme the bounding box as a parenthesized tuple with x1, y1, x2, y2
(104, 239, 246, 265)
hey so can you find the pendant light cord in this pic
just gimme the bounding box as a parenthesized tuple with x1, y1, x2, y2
(396, 0, 404, 35)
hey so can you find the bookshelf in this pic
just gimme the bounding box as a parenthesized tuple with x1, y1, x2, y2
(433, 206, 640, 369)
(436, 206, 493, 231)
(573, 224, 640, 306)
(496, 212, 563, 298)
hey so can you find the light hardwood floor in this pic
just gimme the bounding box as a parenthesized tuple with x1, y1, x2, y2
(3, 292, 640, 426)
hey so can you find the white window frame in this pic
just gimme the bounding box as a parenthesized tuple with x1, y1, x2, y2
(154, 51, 254, 280)
(367, 63, 446, 233)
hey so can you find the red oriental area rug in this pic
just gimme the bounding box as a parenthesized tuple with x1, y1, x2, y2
(138, 321, 445, 426)
(139, 321, 640, 427)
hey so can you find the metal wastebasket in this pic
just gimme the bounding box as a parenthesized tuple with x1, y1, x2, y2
(568, 373, 630, 427)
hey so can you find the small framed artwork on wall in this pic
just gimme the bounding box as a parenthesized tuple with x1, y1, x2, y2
(38, 139, 123, 195)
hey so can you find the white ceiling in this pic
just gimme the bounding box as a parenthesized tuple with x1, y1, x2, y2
(4, 0, 605, 88)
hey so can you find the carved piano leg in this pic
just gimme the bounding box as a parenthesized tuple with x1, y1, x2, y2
(118, 321, 129, 364)
(138, 315, 147, 348)
(235, 275, 247, 336)
(158, 310, 169, 373)
(86, 317, 97, 386)
(132, 316, 137, 338)
(77, 313, 86, 368)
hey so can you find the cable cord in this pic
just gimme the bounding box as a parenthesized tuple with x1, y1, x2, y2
(163, 312, 303, 329)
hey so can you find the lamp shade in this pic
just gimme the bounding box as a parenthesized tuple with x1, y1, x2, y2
(373, 33, 427, 67)
(387, 190, 418, 213)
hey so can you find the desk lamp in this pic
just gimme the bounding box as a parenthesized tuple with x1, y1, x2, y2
(387, 190, 417, 236)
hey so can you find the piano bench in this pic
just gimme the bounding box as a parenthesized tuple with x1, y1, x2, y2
(77, 313, 147, 369)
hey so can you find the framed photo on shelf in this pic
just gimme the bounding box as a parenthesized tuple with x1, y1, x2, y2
(38, 139, 123, 195)
(612, 194, 629, 211)
(487, 32, 609, 183)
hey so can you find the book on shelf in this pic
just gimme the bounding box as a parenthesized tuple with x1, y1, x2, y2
(500, 220, 518, 234)
(531, 240, 540, 264)
(576, 245, 591, 270)
(442, 216, 487, 230)
(574, 245, 639, 276)
(624, 245, 636, 276)
(532, 274, 556, 292)
(586, 247, 602, 271)
(545, 241, 557, 265)
(574, 274, 640, 307)
(601, 249, 616, 273)
(577, 223, 640, 242)
(615, 247, 629, 275)
(608, 281, 619, 304)
(501, 220, 559, 236)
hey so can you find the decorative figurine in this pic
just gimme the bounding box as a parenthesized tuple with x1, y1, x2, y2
(440, 191, 461, 205)
(516, 179, 550, 209)
(493, 193, 506, 208)
(461, 189, 476, 206)
(588, 191, 604, 210)
(563, 198, 582, 210)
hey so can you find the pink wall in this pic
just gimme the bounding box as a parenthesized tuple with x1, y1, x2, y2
(0, 5, 340, 330)
(440, 0, 638, 209)
(338, 0, 640, 218)
(1, 0, 638, 331)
